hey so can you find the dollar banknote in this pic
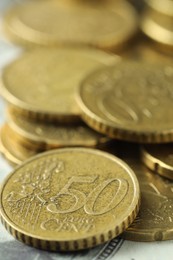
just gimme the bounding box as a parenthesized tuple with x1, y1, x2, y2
(0, 1, 173, 259)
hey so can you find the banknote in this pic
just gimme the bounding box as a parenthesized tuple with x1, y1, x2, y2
(0, 1, 173, 260)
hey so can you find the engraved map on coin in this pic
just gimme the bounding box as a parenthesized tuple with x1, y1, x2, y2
(78, 62, 173, 142)
(0, 148, 139, 251)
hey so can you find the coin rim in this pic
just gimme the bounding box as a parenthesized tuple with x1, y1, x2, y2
(0, 126, 21, 166)
(7, 108, 110, 149)
(0, 124, 37, 165)
(141, 145, 173, 180)
(141, 11, 173, 48)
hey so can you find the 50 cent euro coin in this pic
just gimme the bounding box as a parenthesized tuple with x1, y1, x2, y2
(0, 148, 140, 251)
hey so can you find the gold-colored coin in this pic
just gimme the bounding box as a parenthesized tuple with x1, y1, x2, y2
(0, 148, 140, 251)
(141, 8, 173, 49)
(145, 0, 173, 16)
(77, 61, 173, 143)
(0, 124, 36, 166)
(1, 48, 118, 122)
(124, 159, 173, 241)
(111, 143, 173, 241)
(4, 0, 138, 50)
(141, 145, 173, 180)
(7, 108, 110, 150)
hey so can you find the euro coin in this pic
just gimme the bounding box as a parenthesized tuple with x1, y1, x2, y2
(7, 108, 110, 150)
(0, 124, 36, 166)
(123, 159, 173, 241)
(77, 61, 173, 143)
(4, 0, 138, 50)
(1, 48, 119, 122)
(141, 8, 173, 49)
(112, 143, 173, 241)
(145, 0, 173, 16)
(0, 148, 140, 251)
(141, 144, 173, 180)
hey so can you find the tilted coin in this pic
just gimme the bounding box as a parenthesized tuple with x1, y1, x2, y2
(141, 8, 173, 49)
(0, 148, 140, 251)
(111, 142, 173, 241)
(0, 124, 36, 166)
(1, 48, 119, 122)
(7, 108, 110, 150)
(3, 0, 138, 50)
(141, 144, 173, 180)
(77, 61, 173, 143)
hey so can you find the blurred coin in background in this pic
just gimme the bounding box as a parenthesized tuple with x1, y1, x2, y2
(1, 48, 119, 122)
(0, 124, 37, 166)
(141, 5, 173, 51)
(3, 0, 138, 50)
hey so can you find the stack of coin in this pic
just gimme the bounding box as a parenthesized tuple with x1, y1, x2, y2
(0, 47, 121, 166)
(1, 0, 173, 253)
(141, 0, 173, 52)
(0, 0, 139, 166)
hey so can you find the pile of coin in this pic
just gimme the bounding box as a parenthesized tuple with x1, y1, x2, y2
(0, 0, 173, 253)
(141, 0, 173, 52)
(0, 47, 119, 165)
